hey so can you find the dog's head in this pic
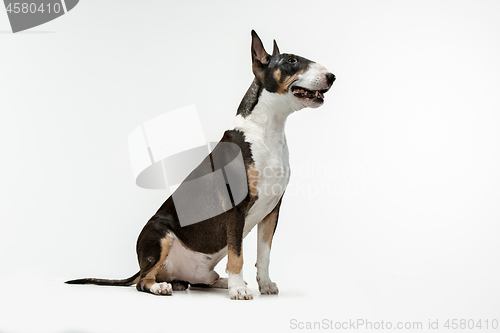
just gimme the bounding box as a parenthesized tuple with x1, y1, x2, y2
(251, 30, 335, 110)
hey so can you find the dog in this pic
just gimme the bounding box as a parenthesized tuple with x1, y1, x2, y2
(66, 30, 335, 300)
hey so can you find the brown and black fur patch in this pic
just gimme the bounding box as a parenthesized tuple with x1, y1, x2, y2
(151, 129, 256, 256)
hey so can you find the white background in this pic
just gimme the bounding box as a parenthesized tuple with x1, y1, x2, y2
(1, 1, 500, 332)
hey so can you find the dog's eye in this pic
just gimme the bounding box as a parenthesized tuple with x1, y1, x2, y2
(288, 57, 297, 64)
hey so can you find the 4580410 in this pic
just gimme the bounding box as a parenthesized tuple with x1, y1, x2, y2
(444, 319, 498, 330)
(6, 2, 62, 14)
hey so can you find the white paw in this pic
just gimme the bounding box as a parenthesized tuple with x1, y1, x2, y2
(229, 286, 253, 300)
(259, 280, 279, 295)
(150, 282, 173, 296)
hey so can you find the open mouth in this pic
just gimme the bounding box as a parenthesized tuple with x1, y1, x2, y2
(291, 86, 329, 103)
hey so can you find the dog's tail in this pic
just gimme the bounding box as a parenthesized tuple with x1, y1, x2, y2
(65, 271, 140, 287)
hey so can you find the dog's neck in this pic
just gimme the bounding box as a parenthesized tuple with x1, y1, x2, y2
(235, 80, 295, 146)
(237, 78, 305, 116)
(235, 79, 304, 145)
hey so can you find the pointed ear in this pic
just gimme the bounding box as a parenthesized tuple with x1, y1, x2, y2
(272, 39, 280, 56)
(251, 30, 270, 65)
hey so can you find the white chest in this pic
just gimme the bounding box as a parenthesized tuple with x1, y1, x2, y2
(233, 96, 293, 236)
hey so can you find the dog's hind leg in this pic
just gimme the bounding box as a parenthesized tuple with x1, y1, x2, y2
(136, 225, 174, 296)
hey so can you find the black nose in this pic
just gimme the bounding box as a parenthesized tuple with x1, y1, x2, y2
(326, 73, 336, 87)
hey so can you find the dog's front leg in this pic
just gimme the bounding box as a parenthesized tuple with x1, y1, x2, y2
(226, 210, 253, 300)
(256, 199, 281, 295)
